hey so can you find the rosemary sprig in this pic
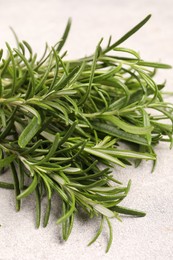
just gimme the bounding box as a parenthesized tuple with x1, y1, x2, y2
(0, 15, 172, 252)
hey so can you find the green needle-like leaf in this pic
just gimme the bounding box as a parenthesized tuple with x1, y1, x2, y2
(99, 115, 153, 135)
(18, 116, 41, 148)
(17, 174, 38, 200)
(0, 154, 16, 169)
(103, 14, 151, 53)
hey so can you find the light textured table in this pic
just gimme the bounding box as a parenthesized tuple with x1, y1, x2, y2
(0, 1, 173, 259)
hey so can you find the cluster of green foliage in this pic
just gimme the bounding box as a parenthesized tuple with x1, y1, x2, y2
(0, 15, 172, 252)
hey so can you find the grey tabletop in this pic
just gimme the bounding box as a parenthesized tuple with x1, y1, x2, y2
(0, 1, 173, 259)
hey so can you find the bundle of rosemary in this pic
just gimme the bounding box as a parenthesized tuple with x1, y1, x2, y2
(0, 14, 172, 252)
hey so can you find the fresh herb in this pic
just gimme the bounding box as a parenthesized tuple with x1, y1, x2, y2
(0, 14, 172, 252)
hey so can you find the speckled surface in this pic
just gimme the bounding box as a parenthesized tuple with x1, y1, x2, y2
(0, 1, 173, 259)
